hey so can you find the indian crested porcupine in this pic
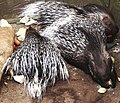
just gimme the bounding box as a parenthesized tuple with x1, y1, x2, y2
(2, 27, 69, 100)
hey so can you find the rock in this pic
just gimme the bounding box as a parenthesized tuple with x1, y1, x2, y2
(98, 87, 107, 94)
(0, 21, 14, 80)
(118, 77, 120, 82)
(0, 19, 12, 27)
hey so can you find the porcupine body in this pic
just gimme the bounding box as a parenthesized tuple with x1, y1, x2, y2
(20, 1, 117, 88)
(2, 28, 69, 99)
(38, 14, 117, 88)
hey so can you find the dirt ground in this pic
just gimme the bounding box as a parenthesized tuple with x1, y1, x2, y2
(0, 25, 120, 103)
(0, 62, 120, 103)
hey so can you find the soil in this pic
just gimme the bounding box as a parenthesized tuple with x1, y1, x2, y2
(0, 25, 120, 103)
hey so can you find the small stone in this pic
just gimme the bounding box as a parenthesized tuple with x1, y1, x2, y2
(112, 92, 115, 95)
(82, 78, 84, 81)
(118, 77, 120, 82)
(98, 87, 107, 94)
(4, 82, 8, 85)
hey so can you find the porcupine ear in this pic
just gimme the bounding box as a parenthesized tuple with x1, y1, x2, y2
(102, 16, 111, 27)
(102, 15, 119, 43)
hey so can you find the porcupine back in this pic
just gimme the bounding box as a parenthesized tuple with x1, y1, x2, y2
(21, 1, 107, 41)
(20, 1, 85, 28)
(20, 1, 118, 43)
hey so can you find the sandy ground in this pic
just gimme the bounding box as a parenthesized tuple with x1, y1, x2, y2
(0, 24, 120, 103)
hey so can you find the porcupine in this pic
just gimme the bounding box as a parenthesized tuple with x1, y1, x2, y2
(2, 27, 69, 100)
(19, 1, 118, 88)
(2, 1, 118, 100)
